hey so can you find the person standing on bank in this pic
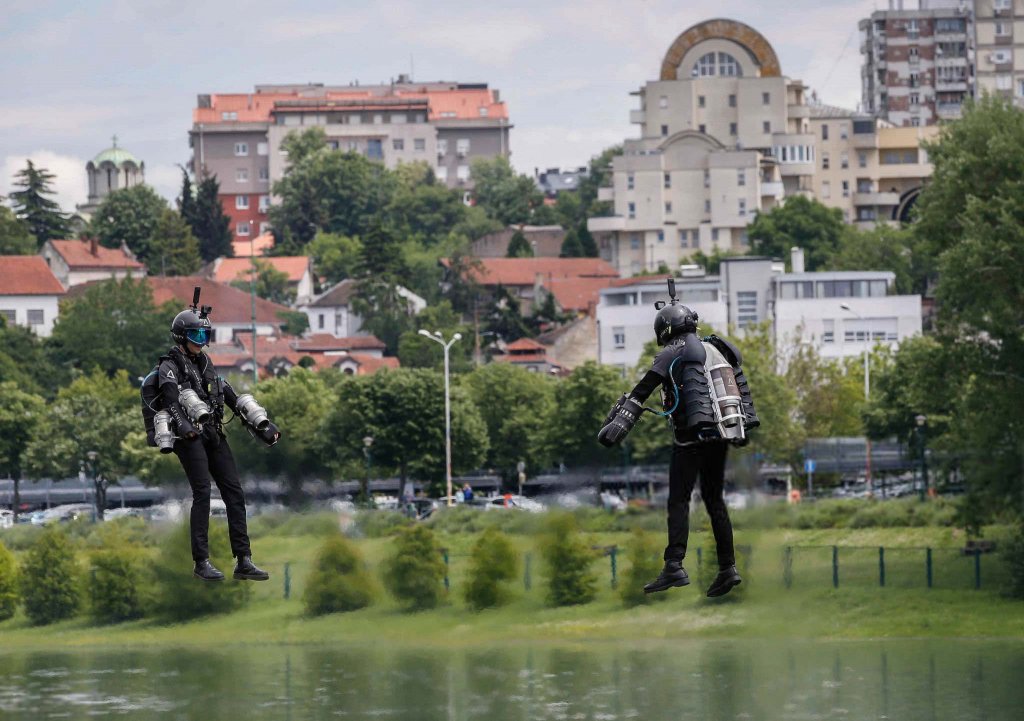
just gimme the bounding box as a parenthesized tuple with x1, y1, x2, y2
(142, 289, 281, 582)
(598, 279, 759, 598)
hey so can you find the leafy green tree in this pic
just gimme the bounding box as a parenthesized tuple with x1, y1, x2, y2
(88, 184, 168, 264)
(554, 190, 583, 228)
(230, 257, 294, 304)
(281, 125, 329, 165)
(401, 231, 469, 305)
(0, 322, 63, 395)
(0, 383, 46, 523)
(148, 208, 202, 276)
(0, 541, 18, 622)
(189, 174, 234, 262)
(528, 291, 569, 335)
(825, 225, 918, 294)
(484, 285, 532, 342)
(396, 301, 472, 371)
(388, 174, 467, 246)
(529, 202, 560, 225)
(748, 195, 846, 270)
(277, 309, 310, 336)
(544, 361, 626, 467)
(88, 547, 145, 623)
(784, 342, 865, 439)
(0, 205, 36, 254)
(540, 514, 597, 606)
(559, 228, 585, 257)
(578, 146, 622, 219)
(452, 204, 503, 241)
(469, 157, 542, 225)
(577, 223, 598, 257)
(620, 530, 666, 607)
(353, 220, 411, 353)
(318, 369, 489, 490)
(8, 160, 70, 244)
(24, 370, 137, 521)
(690, 248, 740, 274)
(49, 277, 171, 378)
(463, 528, 518, 610)
(303, 534, 375, 615)
(382, 525, 446, 610)
(152, 523, 250, 620)
(506, 230, 533, 258)
(20, 527, 80, 625)
(307, 232, 363, 286)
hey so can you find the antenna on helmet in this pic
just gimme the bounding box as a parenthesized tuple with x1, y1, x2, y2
(190, 286, 201, 312)
(667, 277, 677, 304)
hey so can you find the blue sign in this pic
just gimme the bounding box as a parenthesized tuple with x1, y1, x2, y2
(804, 459, 816, 474)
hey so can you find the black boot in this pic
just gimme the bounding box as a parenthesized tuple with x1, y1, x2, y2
(643, 560, 690, 594)
(233, 555, 269, 581)
(193, 559, 225, 582)
(706, 565, 742, 598)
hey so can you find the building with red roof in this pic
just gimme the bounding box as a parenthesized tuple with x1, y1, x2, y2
(0, 256, 65, 336)
(191, 78, 512, 241)
(206, 332, 395, 379)
(492, 337, 563, 374)
(207, 255, 314, 305)
(41, 238, 146, 288)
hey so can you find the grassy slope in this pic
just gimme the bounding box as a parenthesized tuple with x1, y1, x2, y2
(1, 522, 1022, 651)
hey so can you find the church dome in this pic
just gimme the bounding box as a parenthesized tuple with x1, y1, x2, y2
(91, 138, 140, 167)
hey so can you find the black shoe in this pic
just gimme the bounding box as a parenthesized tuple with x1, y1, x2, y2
(706, 565, 742, 598)
(643, 560, 691, 594)
(193, 559, 225, 582)
(233, 555, 269, 581)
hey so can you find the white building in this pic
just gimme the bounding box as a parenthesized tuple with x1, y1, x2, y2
(300, 279, 426, 338)
(0, 256, 65, 337)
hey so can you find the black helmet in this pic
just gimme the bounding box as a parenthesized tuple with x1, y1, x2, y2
(654, 303, 698, 346)
(171, 309, 212, 347)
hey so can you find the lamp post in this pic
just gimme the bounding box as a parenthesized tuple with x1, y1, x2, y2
(418, 329, 462, 506)
(840, 303, 872, 494)
(85, 450, 102, 522)
(915, 414, 928, 501)
(361, 435, 374, 506)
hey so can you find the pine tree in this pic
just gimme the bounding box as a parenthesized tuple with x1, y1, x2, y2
(177, 168, 197, 229)
(577, 223, 599, 257)
(191, 175, 234, 261)
(559, 229, 585, 258)
(8, 160, 70, 245)
(148, 209, 202, 276)
(506, 230, 533, 257)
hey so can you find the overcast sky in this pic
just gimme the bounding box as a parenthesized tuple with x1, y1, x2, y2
(0, 0, 881, 212)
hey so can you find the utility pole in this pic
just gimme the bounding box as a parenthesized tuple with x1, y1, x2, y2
(418, 329, 462, 506)
(250, 235, 258, 385)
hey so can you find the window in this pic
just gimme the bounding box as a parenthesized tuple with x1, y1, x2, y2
(996, 0, 1011, 9)
(367, 139, 383, 159)
(857, 207, 877, 221)
(728, 94, 737, 107)
(456, 138, 470, 156)
(657, 230, 665, 243)
(27, 309, 43, 326)
(630, 234, 640, 250)
(730, 122, 738, 136)
(858, 152, 868, 168)
(691, 51, 743, 77)
(437, 139, 448, 155)
(839, 123, 849, 140)
(234, 142, 248, 156)
(909, 72, 920, 88)
(698, 124, 706, 134)
(664, 202, 672, 215)
(664, 172, 671, 189)
(373, 114, 384, 124)
(822, 124, 829, 140)
(436, 166, 448, 182)
(414, 138, 426, 151)
(659, 95, 668, 108)
(627, 173, 634, 190)
(907, 19, 919, 39)
(257, 142, 268, 156)
(737, 169, 745, 186)
(821, 180, 831, 199)
(711, 228, 720, 241)
(613, 327, 626, 349)
(911, 117, 921, 127)
(258, 167, 269, 182)
(258, 195, 269, 212)
(0, 310, 14, 325)
(678, 229, 687, 247)
(909, 46, 920, 63)
(703, 169, 710, 188)
(221, 111, 238, 121)
(738, 199, 746, 216)
(737, 291, 758, 327)
(391, 113, 407, 124)
(996, 21, 1010, 36)
(996, 74, 1013, 91)
(237, 222, 250, 236)
(478, 107, 488, 117)
(456, 165, 470, 182)
(698, 96, 706, 108)
(628, 202, 636, 219)
(762, 91, 771, 105)
(840, 152, 849, 169)
(763, 120, 771, 133)
(235, 195, 249, 210)
(661, 124, 669, 137)
(235, 168, 248, 182)
(704, 199, 712, 214)
(842, 180, 850, 198)
(822, 319, 835, 344)
(822, 152, 830, 170)
(392, 138, 405, 151)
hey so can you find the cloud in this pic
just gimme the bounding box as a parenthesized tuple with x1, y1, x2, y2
(511, 125, 629, 177)
(145, 163, 185, 204)
(0, 151, 87, 213)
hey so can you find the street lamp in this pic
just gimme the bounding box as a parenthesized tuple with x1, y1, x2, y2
(361, 436, 374, 506)
(915, 414, 928, 501)
(418, 329, 462, 506)
(85, 450, 101, 522)
(840, 303, 872, 494)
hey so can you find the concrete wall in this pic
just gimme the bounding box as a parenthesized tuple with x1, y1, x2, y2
(0, 295, 60, 337)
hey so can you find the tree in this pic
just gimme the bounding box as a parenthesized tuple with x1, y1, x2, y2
(303, 534, 375, 615)
(148, 208, 202, 276)
(577, 223, 599, 258)
(0, 205, 36, 254)
(747, 195, 846, 270)
(452, 204, 503, 241)
(469, 157, 543, 225)
(8, 160, 70, 245)
(0, 541, 17, 622)
(540, 514, 597, 606)
(559, 228, 585, 257)
(48, 277, 172, 378)
(88, 184, 168, 265)
(396, 301, 473, 371)
(382, 525, 446, 610)
(277, 309, 310, 336)
(177, 168, 196, 230)
(230, 258, 294, 305)
(484, 284, 532, 343)
(388, 175, 467, 246)
(88, 547, 145, 623)
(825, 225, 919, 294)
(463, 528, 518, 610)
(0, 383, 46, 523)
(24, 370, 138, 521)
(307, 232, 363, 286)
(544, 361, 627, 467)
(578, 145, 623, 219)
(620, 530, 666, 607)
(0, 321, 64, 395)
(189, 175, 234, 262)
(353, 220, 411, 354)
(506, 230, 533, 258)
(20, 527, 80, 625)
(152, 522, 250, 620)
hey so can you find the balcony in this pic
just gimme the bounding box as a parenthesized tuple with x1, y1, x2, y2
(853, 191, 900, 207)
(787, 104, 810, 119)
(852, 133, 878, 149)
(587, 216, 626, 233)
(630, 109, 646, 125)
(936, 78, 968, 92)
(597, 186, 614, 202)
(937, 103, 963, 119)
(760, 181, 785, 199)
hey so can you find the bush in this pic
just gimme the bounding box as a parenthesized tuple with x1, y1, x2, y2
(0, 540, 18, 621)
(382, 525, 446, 610)
(152, 523, 250, 621)
(619, 530, 666, 607)
(354, 510, 414, 538)
(88, 548, 146, 624)
(539, 513, 597, 607)
(249, 511, 341, 539)
(20, 526, 81, 625)
(0, 524, 44, 551)
(463, 528, 518, 611)
(303, 534, 375, 616)
(1002, 524, 1024, 600)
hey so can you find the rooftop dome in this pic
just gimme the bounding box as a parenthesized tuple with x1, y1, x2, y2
(91, 136, 140, 166)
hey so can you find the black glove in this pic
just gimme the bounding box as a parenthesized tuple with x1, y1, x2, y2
(598, 395, 643, 447)
(167, 404, 197, 439)
(255, 420, 281, 447)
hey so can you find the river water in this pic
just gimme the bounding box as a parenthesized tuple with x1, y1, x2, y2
(0, 639, 1021, 720)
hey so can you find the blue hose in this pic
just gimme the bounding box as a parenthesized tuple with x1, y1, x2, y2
(649, 356, 681, 417)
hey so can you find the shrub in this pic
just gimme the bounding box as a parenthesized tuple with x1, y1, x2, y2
(463, 528, 518, 611)
(1002, 524, 1024, 600)
(619, 530, 666, 607)
(354, 510, 414, 538)
(303, 534, 375, 616)
(539, 513, 597, 607)
(249, 511, 341, 539)
(0, 524, 44, 551)
(152, 523, 250, 621)
(382, 525, 446, 610)
(20, 526, 81, 625)
(88, 548, 146, 624)
(0, 540, 18, 621)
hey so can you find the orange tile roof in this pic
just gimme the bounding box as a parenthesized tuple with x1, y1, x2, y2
(146, 276, 293, 325)
(494, 353, 554, 365)
(208, 339, 398, 376)
(607, 274, 672, 288)
(454, 257, 619, 287)
(49, 239, 144, 270)
(505, 337, 547, 352)
(212, 256, 311, 284)
(292, 333, 386, 352)
(231, 233, 275, 257)
(544, 276, 614, 313)
(0, 256, 66, 295)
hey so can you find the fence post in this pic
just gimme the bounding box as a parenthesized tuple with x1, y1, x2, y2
(443, 549, 450, 591)
(609, 546, 618, 590)
(524, 553, 532, 591)
(283, 562, 291, 600)
(783, 546, 792, 589)
(832, 546, 839, 589)
(879, 546, 886, 588)
(926, 548, 933, 589)
(974, 550, 981, 590)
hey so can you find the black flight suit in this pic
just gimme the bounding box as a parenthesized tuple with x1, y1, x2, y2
(158, 347, 252, 563)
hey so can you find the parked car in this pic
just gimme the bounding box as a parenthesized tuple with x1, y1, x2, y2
(0, 509, 12, 529)
(38, 504, 94, 524)
(104, 507, 145, 520)
(482, 495, 545, 513)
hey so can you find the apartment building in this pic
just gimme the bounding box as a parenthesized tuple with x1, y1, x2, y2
(974, 0, 1024, 98)
(191, 78, 511, 240)
(587, 18, 813, 275)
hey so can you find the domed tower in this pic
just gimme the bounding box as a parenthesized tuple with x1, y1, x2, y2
(79, 136, 145, 215)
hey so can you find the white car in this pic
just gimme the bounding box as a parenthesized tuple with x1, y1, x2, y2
(39, 504, 94, 524)
(104, 507, 145, 520)
(482, 495, 545, 513)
